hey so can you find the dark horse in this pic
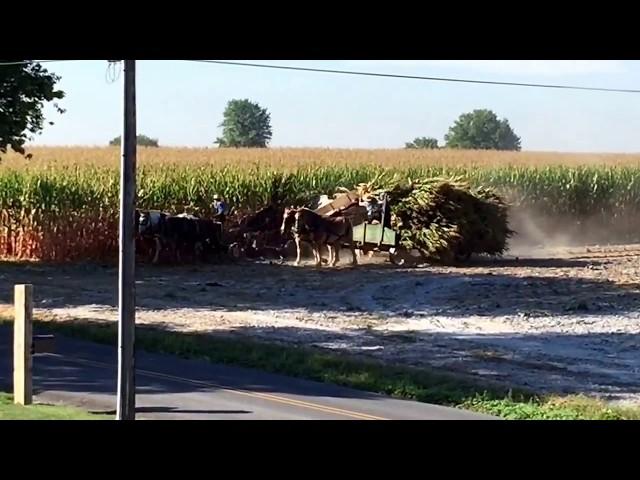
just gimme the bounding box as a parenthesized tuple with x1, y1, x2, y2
(234, 204, 287, 260)
(243, 204, 283, 233)
(281, 207, 357, 267)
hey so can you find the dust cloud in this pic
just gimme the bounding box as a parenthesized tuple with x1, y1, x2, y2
(507, 207, 640, 257)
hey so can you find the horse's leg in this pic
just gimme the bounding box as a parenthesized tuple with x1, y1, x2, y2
(152, 237, 162, 264)
(327, 244, 334, 266)
(171, 237, 182, 264)
(166, 238, 177, 264)
(294, 237, 302, 266)
(351, 242, 358, 265)
(175, 244, 182, 263)
(314, 242, 323, 267)
(194, 241, 204, 263)
(310, 242, 317, 265)
(345, 224, 357, 265)
(332, 244, 340, 266)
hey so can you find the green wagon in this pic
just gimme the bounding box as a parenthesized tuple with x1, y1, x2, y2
(350, 194, 423, 266)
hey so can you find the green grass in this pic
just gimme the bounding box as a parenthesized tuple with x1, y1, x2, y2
(6, 316, 639, 420)
(0, 392, 108, 420)
(461, 395, 640, 420)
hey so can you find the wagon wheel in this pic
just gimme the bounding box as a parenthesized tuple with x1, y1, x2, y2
(228, 242, 244, 259)
(389, 247, 421, 267)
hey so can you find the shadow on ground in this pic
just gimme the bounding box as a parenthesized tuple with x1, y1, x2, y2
(89, 407, 252, 415)
(0, 258, 637, 318)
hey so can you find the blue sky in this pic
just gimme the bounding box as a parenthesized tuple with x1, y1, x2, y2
(30, 60, 640, 152)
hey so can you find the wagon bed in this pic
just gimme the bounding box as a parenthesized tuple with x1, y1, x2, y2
(348, 194, 423, 266)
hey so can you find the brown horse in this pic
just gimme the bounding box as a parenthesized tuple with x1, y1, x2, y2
(282, 207, 357, 267)
(281, 206, 313, 265)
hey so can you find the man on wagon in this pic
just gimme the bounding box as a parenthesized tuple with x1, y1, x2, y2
(362, 194, 382, 224)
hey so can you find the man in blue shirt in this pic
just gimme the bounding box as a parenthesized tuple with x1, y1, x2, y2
(212, 194, 228, 223)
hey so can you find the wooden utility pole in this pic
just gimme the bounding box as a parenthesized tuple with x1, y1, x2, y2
(13, 284, 33, 405)
(116, 60, 137, 420)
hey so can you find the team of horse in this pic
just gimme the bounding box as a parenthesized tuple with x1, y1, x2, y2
(136, 209, 225, 264)
(135, 201, 360, 267)
(280, 206, 358, 267)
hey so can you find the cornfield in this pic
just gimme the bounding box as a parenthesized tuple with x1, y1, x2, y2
(2, 147, 640, 262)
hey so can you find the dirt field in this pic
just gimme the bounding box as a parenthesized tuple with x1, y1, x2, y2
(2, 244, 640, 405)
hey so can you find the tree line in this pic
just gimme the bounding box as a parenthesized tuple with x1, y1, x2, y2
(121, 99, 521, 152)
(405, 109, 521, 151)
(1, 62, 522, 159)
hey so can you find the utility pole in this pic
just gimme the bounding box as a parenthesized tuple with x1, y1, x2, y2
(116, 60, 137, 420)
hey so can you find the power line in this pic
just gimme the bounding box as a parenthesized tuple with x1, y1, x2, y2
(0, 59, 79, 67)
(3, 59, 636, 95)
(186, 60, 640, 94)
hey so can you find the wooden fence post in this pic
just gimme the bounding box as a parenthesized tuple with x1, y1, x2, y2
(13, 284, 33, 405)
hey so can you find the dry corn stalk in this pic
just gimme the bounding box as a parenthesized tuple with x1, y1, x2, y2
(342, 176, 514, 263)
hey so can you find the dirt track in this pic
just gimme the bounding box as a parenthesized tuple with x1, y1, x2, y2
(2, 243, 640, 405)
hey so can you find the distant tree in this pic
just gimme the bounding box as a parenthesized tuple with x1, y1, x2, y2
(444, 109, 521, 151)
(0, 61, 65, 159)
(215, 99, 272, 148)
(109, 134, 159, 147)
(405, 137, 439, 149)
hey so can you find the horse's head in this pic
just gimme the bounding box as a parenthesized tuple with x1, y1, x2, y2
(281, 206, 297, 235)
(247, 205, 264, 226)
(137, 210, 150, 235)
(138, 210, 162, 236)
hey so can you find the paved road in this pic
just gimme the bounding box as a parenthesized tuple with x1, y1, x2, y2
(0, 326, 496, 420)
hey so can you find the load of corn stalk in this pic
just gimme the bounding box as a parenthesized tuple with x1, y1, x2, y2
(345, 174, 514, 263)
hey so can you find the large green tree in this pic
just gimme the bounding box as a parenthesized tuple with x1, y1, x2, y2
(444, 109, 521, 151)
(0, 61, 65, 158)
(215, 99, 272, 148)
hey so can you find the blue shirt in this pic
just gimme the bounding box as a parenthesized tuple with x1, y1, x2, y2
(213, 201, 227, 215)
